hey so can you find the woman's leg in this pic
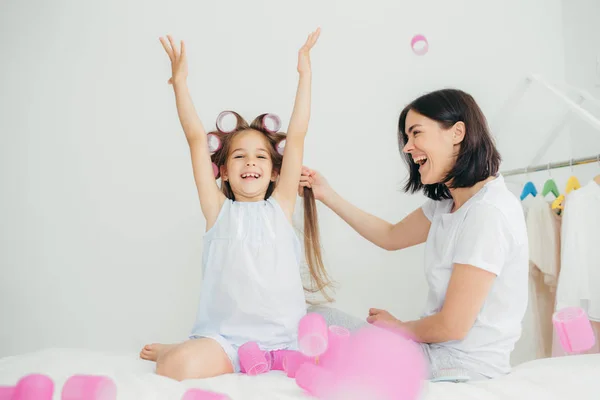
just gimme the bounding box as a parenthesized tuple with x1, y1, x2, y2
(144, 338, 234, 381)
(308, 305, 367, 331)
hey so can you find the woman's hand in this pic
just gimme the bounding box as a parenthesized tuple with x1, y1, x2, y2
(367, 308, 402, 327)
(298, 166, 333, 202)
(159, 35, 188, 86)
(297, 27, 320, 75)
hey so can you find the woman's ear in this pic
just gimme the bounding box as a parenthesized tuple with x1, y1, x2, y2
(452, 121, 466, 144)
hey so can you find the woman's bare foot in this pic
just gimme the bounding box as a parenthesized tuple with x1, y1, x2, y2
(140, 343, 175, 362)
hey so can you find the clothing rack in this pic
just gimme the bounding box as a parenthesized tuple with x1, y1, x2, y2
(502, 154, 600, 177)
(496, 74, 600, 178)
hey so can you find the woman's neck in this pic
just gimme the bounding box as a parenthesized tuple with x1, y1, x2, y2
(448, 176, 496, 212)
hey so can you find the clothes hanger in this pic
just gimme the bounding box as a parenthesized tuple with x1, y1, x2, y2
(520, 167, 537, 200)
(565, 158, 581, 194)
(552, 194, 565, 212)
(542, 162, 560, 198)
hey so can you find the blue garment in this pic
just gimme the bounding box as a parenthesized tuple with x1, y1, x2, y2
(190, 197, 307, 371)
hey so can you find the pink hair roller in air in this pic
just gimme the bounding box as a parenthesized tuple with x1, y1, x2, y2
(6, 374, 54, 400)
(182, 389, 229, 400)
(0, 386, 15, 400)
(269, 349, 297, 371)
(318, 325, 351, 370)
(552, 307, 596, 354)
(61, 375, 116, 400)
(296, 325, 427, 400)
(295, 363, 335, 398)
(298, 313, 329, 359)
(238, 342, 270, 376)
(283, 350, 311, 378)
(410, 34, 429, 56)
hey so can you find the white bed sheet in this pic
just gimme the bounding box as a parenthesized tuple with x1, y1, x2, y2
(0, 348, 598, 400)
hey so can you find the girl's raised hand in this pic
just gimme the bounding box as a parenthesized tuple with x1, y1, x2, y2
(297, 27, 321, 75)
(159, 35, 188, 85)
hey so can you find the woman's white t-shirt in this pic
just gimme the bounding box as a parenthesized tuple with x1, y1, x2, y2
(421, 174, 529, 377)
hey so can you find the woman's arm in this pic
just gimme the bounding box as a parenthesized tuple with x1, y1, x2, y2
(159, 35, 225, 228)
(368, 264, 496, 343)
(273, 28, 320, 219)
(404, 264, 496, 342)
(299, 168, 431, 250)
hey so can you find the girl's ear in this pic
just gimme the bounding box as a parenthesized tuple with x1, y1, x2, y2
(271, 168, 279, 182)
(220, 165, 228, 181)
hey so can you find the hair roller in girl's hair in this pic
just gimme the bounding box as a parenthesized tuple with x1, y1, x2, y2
(261, 113, 281, 133)
(216, 111, 239, 134)
(552, 307, 596, 354)
(276, 139, 286, 156)
(207, 133, 222, 154)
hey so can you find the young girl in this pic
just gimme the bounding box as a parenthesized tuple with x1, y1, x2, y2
(139, 29, 333, 381)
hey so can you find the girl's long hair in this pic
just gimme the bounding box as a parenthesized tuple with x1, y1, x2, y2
(209, 111, 334, 302)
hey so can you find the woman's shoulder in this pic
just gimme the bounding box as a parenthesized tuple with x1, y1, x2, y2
(466, 177, 527, 244)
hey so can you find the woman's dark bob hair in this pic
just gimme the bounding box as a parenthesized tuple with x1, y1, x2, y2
(398, 89, 501, 201)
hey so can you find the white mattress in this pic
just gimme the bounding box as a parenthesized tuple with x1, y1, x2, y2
(0, 348, 598, 400)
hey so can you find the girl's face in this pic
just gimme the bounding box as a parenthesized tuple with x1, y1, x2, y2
(221, 130, 277, 202)
(402, 110, 464, 185)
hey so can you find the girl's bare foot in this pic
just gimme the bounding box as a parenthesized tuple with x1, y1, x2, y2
(140, 343, 175, 362)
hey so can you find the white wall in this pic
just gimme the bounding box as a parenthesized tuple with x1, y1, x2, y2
(562, 0, 600, 158)
(0, 0, 567, 363)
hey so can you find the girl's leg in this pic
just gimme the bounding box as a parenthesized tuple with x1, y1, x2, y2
(140, 343, 176, 361)
(148, 338, 234, 381)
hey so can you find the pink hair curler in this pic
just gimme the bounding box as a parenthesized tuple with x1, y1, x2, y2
(261, 114, 281, 133)
(320, 325, 427, 400)
(207, 133, 222, 154)
(61, 375, 116, 400)
(238, 342, 270, 376)
(276, 139, 286, 156)
(298, 313, 328, 359)
(11, 374, 54, 400)
(318, 325, 351, 370)
(269, 349, 297, 371)
(182, 389, 229, 400)
(295, 363, 334, 398)
(282, 351, 311, 378)
(410, 34, 429, 56)
(552, 307, 596, 354)
(216, 111, 238, 134)
(0, 386, 15, 400)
